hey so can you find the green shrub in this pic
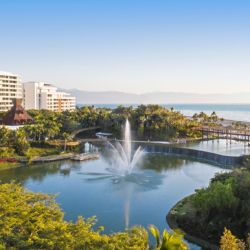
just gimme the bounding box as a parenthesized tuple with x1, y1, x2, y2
(0, 183, 149, 250)
(192, 180, 239, 218)
(179, 168, 250, 244)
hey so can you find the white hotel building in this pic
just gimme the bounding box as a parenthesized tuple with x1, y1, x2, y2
(0, 71, 22, 112)
(23, 82, 76, 112)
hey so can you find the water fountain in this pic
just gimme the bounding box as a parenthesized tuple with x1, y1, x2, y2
(107, 119, 144, 175)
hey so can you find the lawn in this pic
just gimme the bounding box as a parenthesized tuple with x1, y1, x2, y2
(26, 147, 61, 158)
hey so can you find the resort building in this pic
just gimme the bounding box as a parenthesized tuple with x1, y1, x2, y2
(0, 71, 23, 112)
(23, 82, 76, 112)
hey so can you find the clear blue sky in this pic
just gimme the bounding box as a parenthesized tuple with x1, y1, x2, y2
(1, 0, 250, 93)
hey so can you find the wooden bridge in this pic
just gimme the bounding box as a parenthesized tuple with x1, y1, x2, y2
(196, 126, 250, 142)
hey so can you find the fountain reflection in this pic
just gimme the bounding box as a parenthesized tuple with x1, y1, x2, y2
(124, 195, 130, 228)
(79, 169, 164, 229)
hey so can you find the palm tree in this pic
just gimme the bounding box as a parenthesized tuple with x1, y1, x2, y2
(62, 132, 72, 151)
(0, 127, 10, 146)
(148, 225, 189, 250)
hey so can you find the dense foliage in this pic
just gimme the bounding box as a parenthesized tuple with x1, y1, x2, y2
(0, 178, 248, 250)
(0, 127, 30, 155)
(192, 111, 222, 126)
(0, 183, 191, 250)
(0, 105, 222, 158)
(0, 183, 149, 250)
(172, 167, 250, 246)
(24, 105, 215, 141)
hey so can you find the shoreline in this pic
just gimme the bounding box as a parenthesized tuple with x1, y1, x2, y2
(0, 154, 74, 170)
(166, 196, 219, 250)
(21, 153, 75, 163)
(0, 152, 99, 170)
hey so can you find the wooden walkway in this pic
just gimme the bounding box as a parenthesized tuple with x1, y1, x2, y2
(195, 126, 250, 142)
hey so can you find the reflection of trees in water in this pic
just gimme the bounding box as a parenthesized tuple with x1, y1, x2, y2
(0, 161, 83, 185)
(182, 165, 209, 183)
(138, 153, 186, 172)
(181, 163, 229, 183)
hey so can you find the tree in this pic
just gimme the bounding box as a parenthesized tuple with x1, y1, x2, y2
(31, 110, 61, 141)
(0, 127, 10, 146)
(13, 129, 30, 155)
(62, 132, 72, 151)
(220, 228, 246, 250)
(174, 168, 250, 246)
(0, 183, 149, 250)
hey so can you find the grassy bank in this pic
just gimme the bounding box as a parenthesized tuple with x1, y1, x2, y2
(0, 162, 23, 170)
(0, 143, 79, 170)
(26, 146, 61, 158)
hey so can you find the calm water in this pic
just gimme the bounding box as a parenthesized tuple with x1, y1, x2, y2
(88, 103, 250, 122)
(164, 104, 250, 122)
(183, 139, 250, 156)
(0, 151, 229, 249)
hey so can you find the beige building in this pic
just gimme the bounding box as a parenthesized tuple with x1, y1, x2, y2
(0, 71, 22, 112)
(23, 82, 76, 112)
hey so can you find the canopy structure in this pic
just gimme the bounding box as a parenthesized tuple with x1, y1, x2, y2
(2, 99, 33, 125)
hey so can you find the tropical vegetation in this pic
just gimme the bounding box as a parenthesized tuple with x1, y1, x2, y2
(148, 225, 188, 250)
(168, 166, 250, 247)
(0, 182, 247, 249)
(0, 105, 222, 163)
(0, 182, 188, 250)
(3, 105, 223, 143)
(0, 106, 249, 249)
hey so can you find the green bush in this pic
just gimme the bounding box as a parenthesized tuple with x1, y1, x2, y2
(0, 147, 17, 158)
(0, 183, 149, 250)
(192, 180, 239, 217)
(177, 168, 250, 244)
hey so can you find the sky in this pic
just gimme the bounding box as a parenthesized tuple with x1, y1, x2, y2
(0, 0, 250, 94)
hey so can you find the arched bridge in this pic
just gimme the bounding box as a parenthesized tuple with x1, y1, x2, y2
(71, 126, 101, 138)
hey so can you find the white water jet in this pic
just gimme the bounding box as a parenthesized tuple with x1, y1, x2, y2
(107, 119, 144, 175)
(124, 119, 132, 165)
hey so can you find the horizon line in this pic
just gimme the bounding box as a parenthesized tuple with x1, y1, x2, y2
(60, 88, 250, 95)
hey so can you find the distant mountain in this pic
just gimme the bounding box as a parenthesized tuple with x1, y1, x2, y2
(60, 89, 250, 104)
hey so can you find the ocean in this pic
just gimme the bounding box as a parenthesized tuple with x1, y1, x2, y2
(80, 104, 250, 122)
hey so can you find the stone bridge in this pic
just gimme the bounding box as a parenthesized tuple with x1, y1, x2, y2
(71, 126, 101, 138)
